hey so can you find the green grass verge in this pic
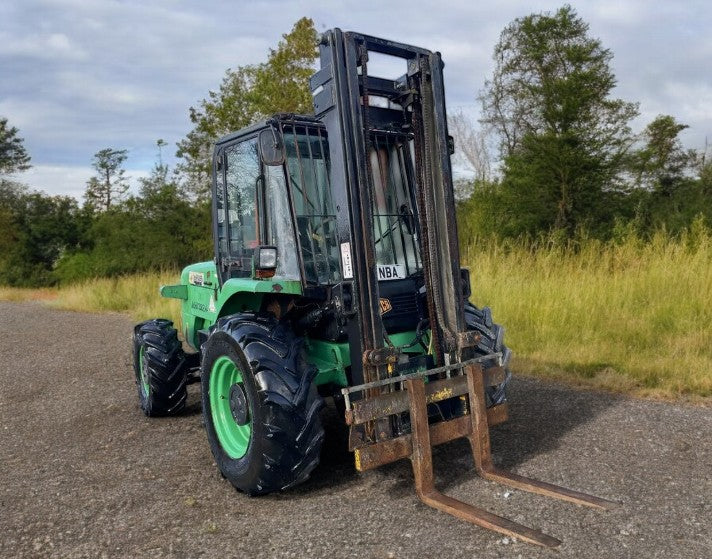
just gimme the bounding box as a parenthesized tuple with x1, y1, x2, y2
(1, 232, 710, 402)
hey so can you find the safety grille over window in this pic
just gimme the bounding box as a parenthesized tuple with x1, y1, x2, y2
(283, 124, 341, 285)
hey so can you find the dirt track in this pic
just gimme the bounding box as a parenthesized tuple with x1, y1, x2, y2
(0, 301, 710, 558)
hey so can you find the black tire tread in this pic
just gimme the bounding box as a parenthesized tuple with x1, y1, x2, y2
(132, 319, 188, 416)
(203, 312, 324, 495)
(464, 302, 511, 406)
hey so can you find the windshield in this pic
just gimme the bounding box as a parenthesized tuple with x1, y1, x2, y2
(369, 133, 422, 278)
(282, 127, 422, 285)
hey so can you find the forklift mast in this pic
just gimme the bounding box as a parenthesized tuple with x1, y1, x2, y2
(312, 29, 468, 391)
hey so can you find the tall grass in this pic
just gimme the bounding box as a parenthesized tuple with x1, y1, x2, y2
(48, 270, 184, 325)
(0, 271, 183, 325)
(463, 227, 712, 401)
(0, 286, 57, 302)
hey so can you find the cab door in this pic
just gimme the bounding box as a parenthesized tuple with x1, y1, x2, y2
(213, 131, 301, 286)
(214, 136, 263, 285)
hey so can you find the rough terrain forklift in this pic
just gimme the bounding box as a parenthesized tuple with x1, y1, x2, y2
(133, 29, 615, 547)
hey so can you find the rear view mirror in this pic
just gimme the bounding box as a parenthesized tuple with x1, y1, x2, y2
(259, 127, 285, 166)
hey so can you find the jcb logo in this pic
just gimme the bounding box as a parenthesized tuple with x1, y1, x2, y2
(379, 298, 392, 315)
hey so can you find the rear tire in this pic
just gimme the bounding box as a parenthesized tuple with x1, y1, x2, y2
(132, 319, 188, 416)
(464, 303, 511, 406)
(201, 312, 324, 496)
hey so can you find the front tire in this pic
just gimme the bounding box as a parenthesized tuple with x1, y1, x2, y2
(201, 312, 324, 495)
(132, 319, 188, 416)
(464, 303, 512, 406)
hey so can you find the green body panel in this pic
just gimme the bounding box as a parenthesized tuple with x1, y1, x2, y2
(304, 338, 350, 387)
(162, 262, 430, 389)
(159, 284, 188, 300)
(162, 261, 302, 351)
(304, 330, 430, 388)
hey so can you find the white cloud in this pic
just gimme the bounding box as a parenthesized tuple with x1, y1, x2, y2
(19, 165, 92, 199)
(1, 0, 710, 178)
(590, 0, 649, 25)
(55, 70, 146, 108)
(19, 165, 149, 201)
(656, 82, 712, 123)
(0, 31, 87, 60)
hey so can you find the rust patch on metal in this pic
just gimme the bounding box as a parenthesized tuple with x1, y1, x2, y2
(485, 402, 508, 426)
(348, 369, 507, 425)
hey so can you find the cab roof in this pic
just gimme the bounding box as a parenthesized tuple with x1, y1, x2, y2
(215, 113, 321, 146)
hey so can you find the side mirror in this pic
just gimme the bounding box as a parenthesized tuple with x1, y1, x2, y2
(259, 127, 285, 166)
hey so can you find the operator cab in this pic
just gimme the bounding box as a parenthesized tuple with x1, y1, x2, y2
(212, 114, 425, 337)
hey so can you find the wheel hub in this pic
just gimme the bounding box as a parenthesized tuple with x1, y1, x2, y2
(229, 383, 249, 426)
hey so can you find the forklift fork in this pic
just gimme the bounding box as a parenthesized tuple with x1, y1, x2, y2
(408, 364, 616, 547)
(346, 362, 617, 547)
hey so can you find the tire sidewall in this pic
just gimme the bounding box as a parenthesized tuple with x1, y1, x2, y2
(201, 332, 266, 492)
(132, 326, 151, 413)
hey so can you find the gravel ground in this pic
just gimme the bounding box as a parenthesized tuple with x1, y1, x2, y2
(0, 301, 710, 559)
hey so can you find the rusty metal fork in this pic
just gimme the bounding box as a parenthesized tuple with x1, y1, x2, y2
(405, 365, 617, 548)
(464, 365, 617, 510)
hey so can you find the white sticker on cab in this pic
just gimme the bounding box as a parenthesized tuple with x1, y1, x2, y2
(377, 264, 405, 281)
(340, 242, 354, 279)
(188, 271, 204, 286)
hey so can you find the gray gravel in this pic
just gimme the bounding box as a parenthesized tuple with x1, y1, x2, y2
(0, 300, 710, 559)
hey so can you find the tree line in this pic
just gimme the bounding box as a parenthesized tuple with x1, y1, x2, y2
(0, 143, 212, 287)
(1, 9, 710, 287)
(0, 18, 316, 287)
(454, 5, 712, 243)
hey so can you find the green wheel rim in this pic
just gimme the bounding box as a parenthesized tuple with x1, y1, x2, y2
(210, 355, 252, 459)
(139, 345, 150, 398)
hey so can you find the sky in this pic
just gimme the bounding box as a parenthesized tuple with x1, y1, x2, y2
(2, 0, 711, 200)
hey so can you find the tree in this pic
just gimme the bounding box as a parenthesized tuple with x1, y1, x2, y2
(55, 137, 212, 284)
(0, 117, 31, 175)
(0, 182, 25, 281)
(628, 115, 709, 232)
(479, 5, 639, 236)
(138, 140, 173, 199)
(631, 115, 694, 194)
(0, 182, 81, 287)
(448, 109, 492, 200)
(84, 148, 129, 211)
(249, 17, 318, 117)
(138, 162, 170, 199)
(176, 66, 256, 197)
(176, 17, 318, 199)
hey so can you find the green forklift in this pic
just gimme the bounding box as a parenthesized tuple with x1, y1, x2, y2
(132, 29, 615, 547)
